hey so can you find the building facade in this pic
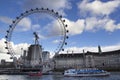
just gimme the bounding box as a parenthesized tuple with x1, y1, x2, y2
(42, 51, 50, 61)
(26, 44, 43, 67)
(0, 59, 14, 68)
(53, 50, 120, 71)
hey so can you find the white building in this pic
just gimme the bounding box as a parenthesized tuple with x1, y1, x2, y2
(53, 49, 120, 71)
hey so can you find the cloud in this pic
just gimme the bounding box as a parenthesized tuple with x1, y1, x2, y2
(43, 18, 85, 36)
(31, 24, 46, 39)
(84, 17, 120, 32)
(0, 38, 30, 61)
(17, 17, 31, 31)
(32, 24, 41, 31)
(0, 38, 30, 56)
(65, 18, 85, 35)
(0, 54, 12, 61)
(63, 17, 120, 35)
(78, 0, 120, 16)
(13, 43, 30, 55)
(23, 0, 71, 15)
(85, 17, 103, 31)
(1, 16, 119, 35)
(0, 38, 7, 53)
(77, 0, 120, 33)
(44, 20, 63, 37)
(0, 16, 32, 32)
(63, 44, 120, 53)
(0, 16, 12, 24)
(105, 19, 120, 32)
(42, 16, 120, 36)
(38, 34, 46, 40)
(0, 29, 6, 34)
(52, 40, 62, 44)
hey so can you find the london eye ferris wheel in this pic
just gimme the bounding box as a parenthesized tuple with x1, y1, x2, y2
(4, 8, 69, 59)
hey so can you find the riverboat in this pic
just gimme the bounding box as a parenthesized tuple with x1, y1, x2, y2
(64, 68, 110, 77)
(28, 72, 42, 76)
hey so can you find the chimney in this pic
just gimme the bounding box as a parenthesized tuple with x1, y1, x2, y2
(98, 45, 102, 54)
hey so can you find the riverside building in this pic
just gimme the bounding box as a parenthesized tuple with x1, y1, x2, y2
(53, 49, 120, 71)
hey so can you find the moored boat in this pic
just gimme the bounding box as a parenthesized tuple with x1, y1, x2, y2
(28, 72, 42, 76)
(64, 68, 110, 77)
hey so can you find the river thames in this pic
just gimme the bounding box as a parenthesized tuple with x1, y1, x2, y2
(0, 72, 120, 80)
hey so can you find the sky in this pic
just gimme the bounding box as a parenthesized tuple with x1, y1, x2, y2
(0, 0, 120, 61)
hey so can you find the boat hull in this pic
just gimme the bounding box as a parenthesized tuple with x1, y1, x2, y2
(64, 72, 110, 77)
(28, 72, 42, 76)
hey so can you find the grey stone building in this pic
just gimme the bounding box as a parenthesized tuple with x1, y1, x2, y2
(53, 49, 120, 71)
(26, 44, 43, 67)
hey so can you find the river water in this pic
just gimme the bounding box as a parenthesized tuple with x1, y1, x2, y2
(0, 72, 120, 80)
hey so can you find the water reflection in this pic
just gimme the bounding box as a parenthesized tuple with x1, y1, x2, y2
(0, 72, 120, 80)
